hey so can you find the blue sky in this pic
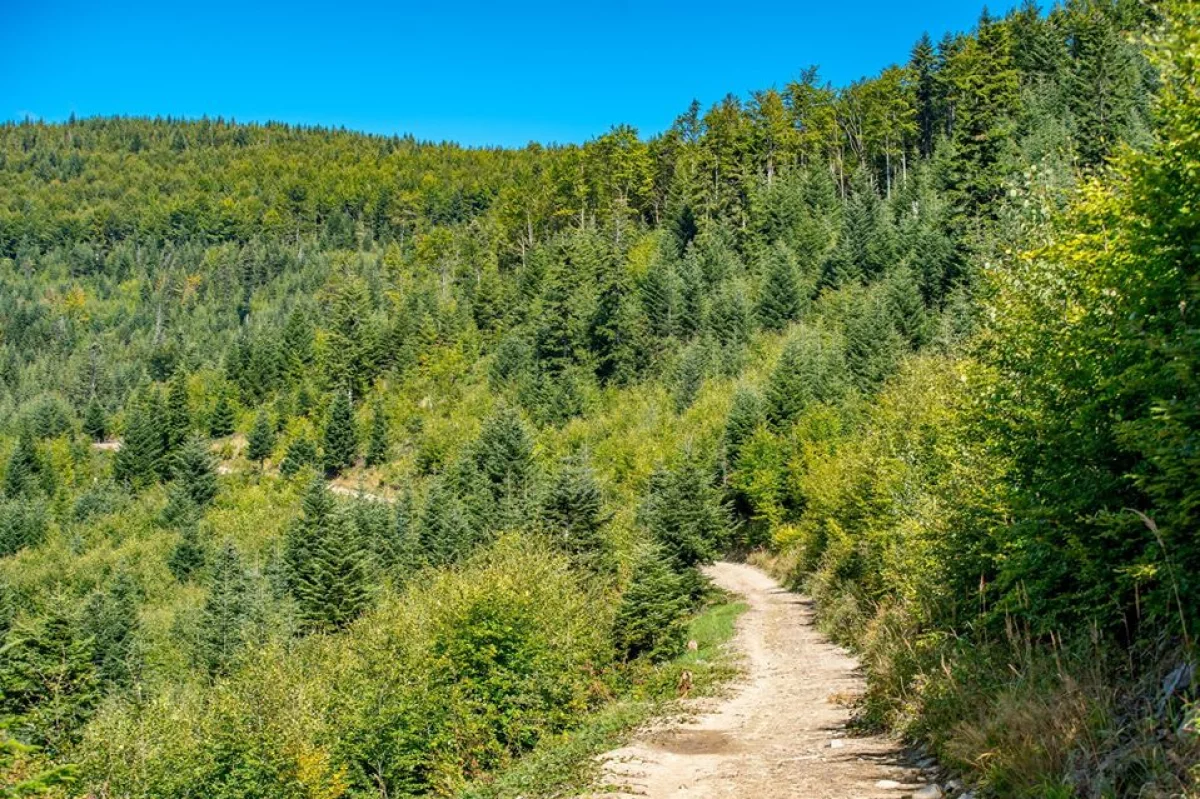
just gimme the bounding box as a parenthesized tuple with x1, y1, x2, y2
(1, 1, 1020, 148)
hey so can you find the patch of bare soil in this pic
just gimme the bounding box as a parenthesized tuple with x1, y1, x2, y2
(592, 562, 930, 799)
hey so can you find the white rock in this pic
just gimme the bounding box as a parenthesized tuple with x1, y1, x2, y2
(875, 780, 903, 789)
(829, 739, 845, 749)
(913, 786, 944, 799)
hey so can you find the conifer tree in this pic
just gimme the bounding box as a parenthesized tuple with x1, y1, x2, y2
(543, 456, 611, 565)
(83, 398, 107, 442)
(639, 455, 731, 576)
(172, 437, 218, 507)
(280, 435, 318, 477)
(79, 571, 139, 688)
(322, 388, 357, 476)
(168, 520, 206, 582)
(389, 489, 421, 574)
(756, 241, 803, 331)
(114, 389, 165, 487)
(285, 475, 335, 584)
(470, 407, 535, 503)
(209, 392, 235, 438)
(640, 254, 679, 341)
(365, 401, 389, 467)
(672, 339, 710, 413)
(165, 370, 191, 451)
(845, 290, 905, 393)
(293, 505, 373, 632)
(613, 549, 691, 661)
(416, 477, 475, 566)
(246, 410, 275, 468)
(198, 541, 250, 674)
(3, 430, 39, 498)
(721, 387, 765, 475)
(886, 265, 931, 349)
(765, 328, 849, 428)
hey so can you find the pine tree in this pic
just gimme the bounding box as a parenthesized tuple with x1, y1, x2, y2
(765, 328, 849, 428)
(886, 265, 931, 349)
(246, 410, 275, 468)
(640, 253, 679, 341)
(322, 388, 357, 476)
(613, 549, 691, 661)
(416, 477, 476, 566)
(388, 489, 421, 574)
(280, 435, 318, 477)
(165, 371, 191, 451)
(293, 505, 373, 632)
(114, 388, 165, 487)
(198, 541, 250, 674)
(3, 430, 39, 499)
(285, 476, 335, 586)
(845, 289, 905, 393)
(543, 457, 611, 566)
(470, 407, 535, 503)
(756, 241, 803, 331)
(159, 481, 199, 528)
(168, 520, 206, 582)
(172, 437, 218, 507)
(639, 455, 731, 576)
(83, 398, 107, 442)
(79, 570, 139, 688)
(672, 339, 711, 413)
(722, 387, 765, 475)
(365, 401, 389, 467)
(209, 392, 235, 438)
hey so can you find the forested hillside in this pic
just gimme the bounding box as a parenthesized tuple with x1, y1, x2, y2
(2, 1, 1197, 797)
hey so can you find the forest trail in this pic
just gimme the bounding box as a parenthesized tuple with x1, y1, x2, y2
(594, 562, 933, 799)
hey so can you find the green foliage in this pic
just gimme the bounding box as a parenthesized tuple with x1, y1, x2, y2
(756, 241, 804, 331)
(322, 389, 357, 476)
(83, 399, 107, 442)
(765, 326, 848, 428)
(279, 435, 317, 477)
(542, 457, 611, 567)
(197, 541, 253, 674)
(246, 409, 275, 467)
(168, 520, 206, 582)
(613, 550, 691, 661)
(208, 392, 235, 438)
(172, 436, 218, 507)
(639, 454, 731, 576)
(364, 401, 389, 467)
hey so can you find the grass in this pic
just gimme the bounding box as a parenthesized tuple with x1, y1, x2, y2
(459, 598, 748, 799)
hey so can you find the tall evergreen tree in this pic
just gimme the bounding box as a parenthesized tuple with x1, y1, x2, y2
(365, 401, 389, 467)
(79, 571, 139, 688)
(756, 241, 803, 331)
(209, 392, 235, 438)
(246, 410, 275, 468)
(613, 548, 691, 661)
(168, 520, 206, 582)
(165, 371, 191, 452)
(543, 456, 611, 565)
(470, 407, 535, 504)
(114, 388, 165, 487)
(173, 437, 218, 507)
(82, 398, 107, 442)
(765, 328, 849, 427)
(845, 289, 905, 393)
(293, 505, 373, 632)
(322, 388, 357, 476)
(3, 430, 40, 499)
(416, 477, 476, 566)
(639, 455, 731, 576)
(197, 541, 251, 674)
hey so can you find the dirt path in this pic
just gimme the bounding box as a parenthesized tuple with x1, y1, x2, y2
(594, 562, 936, 799)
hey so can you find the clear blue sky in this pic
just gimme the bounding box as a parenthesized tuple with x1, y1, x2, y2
(1, 0, 1019, 148)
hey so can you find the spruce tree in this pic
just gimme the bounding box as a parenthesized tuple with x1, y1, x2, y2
(83, 398, 107, 442)
(639, 455, 731, 577)
(765, 328, 849, 428)
(613, 549, 691, 661)
(416, 477, 475, 566)
(165, 371, 191, 451)
(246, 410, 275, 468)
(79, 570, 139, 688)
(322, 388, 357, 476)
(168, 520, 206, 582)
(209, 392, 235, 438)
(845, 290, 905, 393)
(198, 541, 250, 674)
(388, 489, 421, 574)
(543, 457, 611, 566)
(114, 389, 165, 487)
(172, 437, 218, 507)
(886, 265, 931, 350)
(159, 481, 199, 528)
(280, 435, 318, 477)
(722, 387, 765, 475)
(365, 401, 389, 467)
(285, 476, 335, 586)
(672, 339, 711, 413)
(470, 407, 535, 503)
(756, 241, 803, 332)
(293, 505, 373, 632)
(3, 430, 39, 499)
